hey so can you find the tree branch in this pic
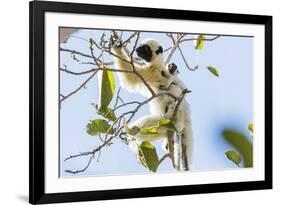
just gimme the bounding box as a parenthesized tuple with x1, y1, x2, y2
(60, 47, 113, 65)
(157, 153, 171, 169)
(177, 45, 198, 71)
(60, 70, 98, 103)
(65, 155, 94, 174)
(165, 33, 185, 64)
(180, 35, 220, 43)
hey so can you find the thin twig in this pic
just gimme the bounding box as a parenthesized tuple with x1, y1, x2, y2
(60, 68, 97, 75)
(123, 32, 138, 46)
(113, 87, 122, 108)
(60, 47, 92, 59)
(60, 47, 113, 65)
(60, 70, 98, 103)
(180, 35, 220, 43)
(113, 101, 141, 111)
(177, 45, 198, 71)
(60, 67, 136, 75)
(65, 155, 94, 174)
(165, 33, 185, 64)
(157, 153, 171, 169)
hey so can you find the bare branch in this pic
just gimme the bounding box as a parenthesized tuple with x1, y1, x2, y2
(165, 34, 220, 70)
(180, 35, 220, 43)
(157, 153, 171, 169)
(164, 46, 172, 53)
(177, 45, 198, 71)
(130, 32, 140, 57)
(60, 67, 97, 75)
(113, 87, 122, 108)
(64, 150, 94, 162)
(165, 33, 185, 64)
(60, 70, 98, 103)
(65, 155, 94, 174)
(113, 101, 141, 111)
(60, 47, 92, 59)
(60, 67, 136, 76)
(123, 32, 138, 46)
(64, 133, 117, 174)
(90, 37, 102, 49)
(60, 47, 113, 65)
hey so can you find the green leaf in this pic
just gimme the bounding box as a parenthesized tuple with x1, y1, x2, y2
(140, 126, 159, 135)
(86, 119, 114, 136)
(98, 66, 115, 109)
(158, 119, 177, 132)
(97, 107, 117, 121)
(195, 34, 205, 50)
(223, 130, 253, 167)
(207, 66, 219, 77)
(139, 119, 177, 135)
(248, 123, 253, 133)
(139, 141, 159, 172)
(225, 150, 241, 167)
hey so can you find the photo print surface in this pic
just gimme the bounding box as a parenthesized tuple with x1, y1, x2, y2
(59, 28, 253, 177)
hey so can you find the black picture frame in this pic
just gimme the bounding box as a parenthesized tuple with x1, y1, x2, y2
(29, 0, 272, 204)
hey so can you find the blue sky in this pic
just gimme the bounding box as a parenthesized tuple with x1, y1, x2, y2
(59, 29, 253, 177)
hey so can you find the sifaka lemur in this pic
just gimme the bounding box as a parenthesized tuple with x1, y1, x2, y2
(110, 35, 192, 170)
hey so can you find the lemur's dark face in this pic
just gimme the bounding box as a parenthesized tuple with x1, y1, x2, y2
(136, 42, 163, 63)
(136, 44, 153, 62)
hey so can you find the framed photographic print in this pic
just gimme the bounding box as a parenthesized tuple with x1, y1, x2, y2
(29, 0, 272, 204)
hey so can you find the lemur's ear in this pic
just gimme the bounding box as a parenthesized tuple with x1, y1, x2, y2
(155, 46, 163, 54)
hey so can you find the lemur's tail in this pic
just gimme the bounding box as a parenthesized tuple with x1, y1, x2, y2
(182, 126, 193, 170)
(174, 126, 193, 171)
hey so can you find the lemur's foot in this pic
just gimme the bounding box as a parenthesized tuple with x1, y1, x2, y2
(109, 32, 122, 48)
(168, 62, 179, 74)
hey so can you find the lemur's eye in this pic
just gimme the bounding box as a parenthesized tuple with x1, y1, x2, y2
(155, 46, 163, 54)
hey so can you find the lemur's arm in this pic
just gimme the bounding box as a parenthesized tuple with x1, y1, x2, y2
(111, 46, 140, 81)
(111, 45, 155, 89)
